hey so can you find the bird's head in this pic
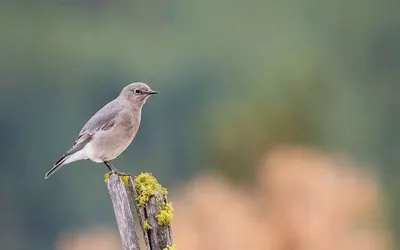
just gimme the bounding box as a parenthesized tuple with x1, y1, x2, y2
(120, 82, 158, 108)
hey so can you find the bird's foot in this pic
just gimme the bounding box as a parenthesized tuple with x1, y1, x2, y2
(112, 170, 132, 185)
(112, 169, 132, 177)
(104, 171, 132, 184)
(118, 172, 132, 177)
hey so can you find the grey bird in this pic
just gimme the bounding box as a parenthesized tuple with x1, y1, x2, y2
(44, 82, 158, 179)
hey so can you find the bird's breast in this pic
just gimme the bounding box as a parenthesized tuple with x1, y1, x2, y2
(118, 112, 140, 136)
(87, 113, 141, 162)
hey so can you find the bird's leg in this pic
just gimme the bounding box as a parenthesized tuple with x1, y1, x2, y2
(104, 161, 114, 172)
(103, 161, 131, 176)
(104, 161, 120, 174)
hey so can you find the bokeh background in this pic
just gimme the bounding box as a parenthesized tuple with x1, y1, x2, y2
(1, 0, 399, 249)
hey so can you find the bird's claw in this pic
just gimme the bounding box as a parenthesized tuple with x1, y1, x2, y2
(111, 169, 132, 177)
(118, 172, 132, 177)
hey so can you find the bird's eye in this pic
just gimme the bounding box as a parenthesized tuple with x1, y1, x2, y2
(134, 89, 142, 94)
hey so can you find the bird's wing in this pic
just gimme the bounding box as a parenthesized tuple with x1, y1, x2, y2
(67, 100, 122, 155)
(78, 100, 121, 136)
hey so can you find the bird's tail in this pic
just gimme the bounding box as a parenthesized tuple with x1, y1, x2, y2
(45, 155, 69, 179)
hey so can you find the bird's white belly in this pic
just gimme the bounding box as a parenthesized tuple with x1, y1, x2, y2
(63, 148, 89, 165)
(84, 142, 103, 163)
(85, 129, 136, 162)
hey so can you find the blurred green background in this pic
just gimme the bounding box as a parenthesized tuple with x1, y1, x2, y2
(1, 0, 399, 249)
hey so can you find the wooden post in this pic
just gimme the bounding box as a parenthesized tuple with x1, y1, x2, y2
(106, 174, 140, 250)
(130, 173, 175, 250)
(106, 172, 175, 250)
(143, 194, 174, 250)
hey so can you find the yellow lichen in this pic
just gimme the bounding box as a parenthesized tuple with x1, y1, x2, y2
(134, 173, 173, 226)
(104, 172, 112, 183)
(144, 219, 152, 230)
(157, 202, 174, 226)
(120, 175, 130, 186)
(163, 244, 176, 250)
(134, 173, 168, 207)
(104, 172, 131, 185)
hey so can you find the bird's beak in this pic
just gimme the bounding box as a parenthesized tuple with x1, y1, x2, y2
(147, 90, 159, 95)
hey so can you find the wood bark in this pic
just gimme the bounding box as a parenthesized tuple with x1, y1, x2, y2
(107, 174, 140, 250)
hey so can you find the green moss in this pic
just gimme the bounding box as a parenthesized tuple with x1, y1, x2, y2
(144, 219, 152, 230)
(163, 244, 176, 250)
(134, 173, 168, 207)
(157, 202, 174, 226)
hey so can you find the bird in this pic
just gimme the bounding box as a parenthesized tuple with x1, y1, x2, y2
(44, 82, 158, 179)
